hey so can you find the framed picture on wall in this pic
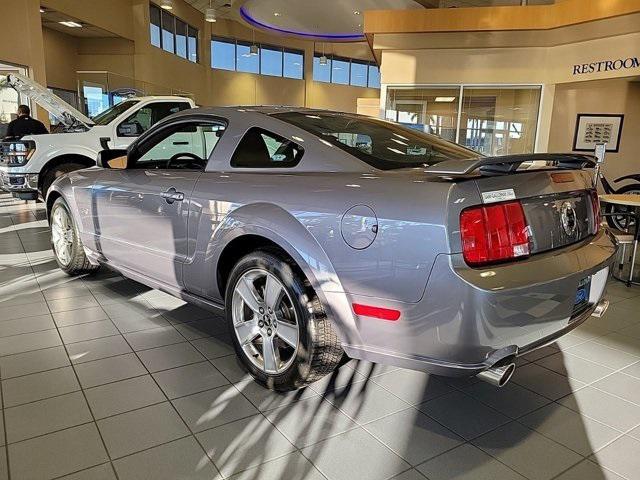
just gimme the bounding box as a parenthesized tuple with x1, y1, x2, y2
(573, 114, 624, 153)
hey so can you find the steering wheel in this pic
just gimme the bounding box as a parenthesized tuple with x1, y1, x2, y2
(166, 152, 203, 169)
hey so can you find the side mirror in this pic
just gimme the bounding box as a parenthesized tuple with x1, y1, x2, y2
(117, 122, 143, 137)
(97, 149, 128, 169)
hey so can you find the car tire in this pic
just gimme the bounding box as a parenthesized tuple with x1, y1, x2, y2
(226, 250, 343, 391)
(50, 197, 100, 276)
(41, 163, 86, 199)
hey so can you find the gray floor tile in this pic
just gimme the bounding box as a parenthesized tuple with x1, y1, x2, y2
(47, 295, 100, 313)
(0, 302, 49, 321)
(389, 470, 428, 480)
(265, 394, 357, 448)
(418, 391, 510, 440)
(97, 402, 189, 459)
(74, 353, 147, 388)
(227, 451, 325, 480)
(592, 332, 640, 357)
(0, 329, 62, 357)
(417, 443, 526, 480)
(520, 403, 622, 456)
(0, 345, 70, 378)
(102, 300, 161, 320)
(110, 314, 171, 334)
(558, 386, 640, 431)
(85, 375, 166, 419)
(8, 423, 108, 480)
(473, 422, 583, 480)
(138, 341, 205, 373)
(210, 354, 249, 384)
(57, 464, 117, 480)
(190, 335, 235, 359)
(512, 363, 585, 400)
(324, 381, 411, 424)
(4, 391, 93, 443)
(113, 436, 220, 480)
(590, 435, 640, 480)
(555, 460, 625, 480)
(536, 352, 615, 383)
(301, 427, 410, 480)
(567, 341, 639, 370)
(0, 314, 55, 338)
(371, 368, 454, 406)
(172, 383, 258, 433)
(124, 325, 185, 351)
(462, 381, 551, 419)
(522, 344, 561, 362)
(153, 361, 228, 399)
(365, 407, 463, 465)
(0, 291, 45, 307)
(58, 319, 120, 344)
(52, 306, 108, 327)
(622, 361, 640, 380)
(308, 363, 367, 395)
(2, 366, 79, 407)
(172, 318, 228, 339)
(42, 284, 91, 300)
(66, 335, 132, 364)
(197, 414, 297, 478)
(592, 372, 640, 405)
(161, 304, 214, 323)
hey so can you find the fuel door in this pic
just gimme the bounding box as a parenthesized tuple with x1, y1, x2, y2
(341, 205, 378, 250)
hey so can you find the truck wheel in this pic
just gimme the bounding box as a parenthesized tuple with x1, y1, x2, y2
(50, 197, 100, 276)
(41, 163, 86, 199)
(226, 251, 343, 391)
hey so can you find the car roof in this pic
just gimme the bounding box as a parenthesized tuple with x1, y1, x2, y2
(184, 105, 365, 118)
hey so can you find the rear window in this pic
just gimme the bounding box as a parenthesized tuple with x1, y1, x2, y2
(273, 112, 478, 170)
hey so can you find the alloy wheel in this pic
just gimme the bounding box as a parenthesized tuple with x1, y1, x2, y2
(231, 268, 300, 374)
(51, 207, 74, 266)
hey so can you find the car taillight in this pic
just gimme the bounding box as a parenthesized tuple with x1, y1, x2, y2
(460, 200, 531, 267)
(589, 189, 601, 234)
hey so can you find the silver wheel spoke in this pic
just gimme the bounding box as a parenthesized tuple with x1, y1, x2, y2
(276, 322, 298, 348)
(236, 277, 262, 313)
(262, 335, 279, 373)
(264, 274, 283, 311)
(235, 319, 260, 346)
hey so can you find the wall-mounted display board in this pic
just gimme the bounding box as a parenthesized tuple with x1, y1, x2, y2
(573, 114, 624, 152)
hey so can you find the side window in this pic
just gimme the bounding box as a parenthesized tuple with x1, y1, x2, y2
(130, 121, 226, 170)
(117, 102, 191, 137)
(231, 128, 303, 168)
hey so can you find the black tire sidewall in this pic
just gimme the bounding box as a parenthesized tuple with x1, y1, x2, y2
(225, 251, 315, 390)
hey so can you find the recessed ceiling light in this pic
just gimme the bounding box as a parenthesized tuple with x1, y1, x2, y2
(273, 12, 281, 16)
(353, 10, 361, 15)
(59, 21, 82, 28)
(160, 0, 173, 10)
(39, 7, 45, 13)
(435, 97, 456, 102)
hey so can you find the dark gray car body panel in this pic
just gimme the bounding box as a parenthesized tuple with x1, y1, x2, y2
(49, 106, 617, 377)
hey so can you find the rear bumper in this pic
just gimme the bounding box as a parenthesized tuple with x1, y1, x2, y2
(339, 230, 617, 377)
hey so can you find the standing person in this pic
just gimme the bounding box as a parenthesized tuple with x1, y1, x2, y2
(4, 105, 48, 139)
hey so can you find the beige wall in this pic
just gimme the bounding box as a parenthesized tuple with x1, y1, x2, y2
(548, 78, 640, 179)
(42, 28, 78, 91)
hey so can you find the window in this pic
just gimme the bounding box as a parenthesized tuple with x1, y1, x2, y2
(210, 37, 304, 80)
(274, 112, 475, 171)
(132, 121, 226, 170)
(91, 100, 139, 125)
(149, 4, 198, 63)
(211, 38, 235, 71)
(231, 128, 303, 168)
(261, 46, 283, 77)
(312, 54, 379, 89)
(116, 102, 191, 137)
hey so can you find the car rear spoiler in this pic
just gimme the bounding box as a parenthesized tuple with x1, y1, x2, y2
(425, 153, 597, 177)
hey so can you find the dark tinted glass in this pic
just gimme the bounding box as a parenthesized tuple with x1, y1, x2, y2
(161, 12, 175, 53)
(231, 127, 303, 168)
(273, 112, 478, 170)
(175, 19, 187, 58)
(188, 26, 198, 62)
(150, 5, 161, 47)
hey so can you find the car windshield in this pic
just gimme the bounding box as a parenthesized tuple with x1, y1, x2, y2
(91, 100, 139, 126)
(273, 111, 479, 170)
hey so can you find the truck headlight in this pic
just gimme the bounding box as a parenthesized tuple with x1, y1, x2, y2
(1, 140, 36, 166)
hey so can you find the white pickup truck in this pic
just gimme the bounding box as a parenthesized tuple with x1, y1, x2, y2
(0, 73, 195, 200)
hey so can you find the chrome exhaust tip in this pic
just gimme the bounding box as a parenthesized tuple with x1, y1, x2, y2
(476, 362, 516, 388)
(591, 299, 610, 318)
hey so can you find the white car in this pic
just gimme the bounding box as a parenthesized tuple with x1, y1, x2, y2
(0, 73, 195, 200)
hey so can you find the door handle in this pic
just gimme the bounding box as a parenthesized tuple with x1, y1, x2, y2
(161, 187, 184, 204)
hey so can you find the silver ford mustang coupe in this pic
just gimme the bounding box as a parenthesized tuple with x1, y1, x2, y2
(47, 106, 616, 390)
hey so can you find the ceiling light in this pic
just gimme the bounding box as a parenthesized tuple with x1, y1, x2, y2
(160, 0, 173, 10)
(353, 10, 361, 15)
(435, 97, 456, 102)
(205, 7, 216, 22)
(39, 8, 45, 13)
(249, 44, 259, 56)
(273, 12, 281, 16)
(319, 55, 328, 65)
(59, 21, 82, 28)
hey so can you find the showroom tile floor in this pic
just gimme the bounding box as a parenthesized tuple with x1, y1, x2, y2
(1, 193, 640, 480)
